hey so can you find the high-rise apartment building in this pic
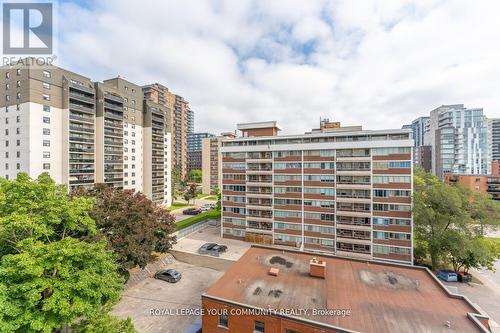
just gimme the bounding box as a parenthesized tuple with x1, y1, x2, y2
(491, 118, 500, 162)
(404, 116, 430, 146)
(143, 84, 191, 178)
(187, 132, 214, 173)
(187, 108, 194, 134)
(220, 121, 414, 264)
(429, 104, 490, 179)
(0, 62, 172, 205)
(202, 132, 235, 194)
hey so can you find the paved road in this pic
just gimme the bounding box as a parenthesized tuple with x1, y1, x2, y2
(112, 260, 224, 333)
(169, 197, 216, 222)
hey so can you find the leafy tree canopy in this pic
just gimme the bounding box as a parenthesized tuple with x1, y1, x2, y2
(0, 172, 95, 257)
(74, 185, 176, 270)
(0, 173, 124, 332)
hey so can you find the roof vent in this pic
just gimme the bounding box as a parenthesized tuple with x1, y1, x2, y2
(269, 267, 279, 276)
(310, 257, 326, 279)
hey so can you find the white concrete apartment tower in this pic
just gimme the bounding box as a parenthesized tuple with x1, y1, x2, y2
(0, 62, 172, 206)
(0, 62, 97, 189)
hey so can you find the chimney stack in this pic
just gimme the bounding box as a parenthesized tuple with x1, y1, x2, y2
(309, 257, 326, 279)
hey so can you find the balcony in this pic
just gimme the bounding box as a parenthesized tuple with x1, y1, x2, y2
(105, 111, 123, 121)
(70, 125, 94, 134)
(70, 147, 94, 153)
(69, 136, 94, 144)
(70, 103, 94, 114)
(105, 177, 123, 183)
(104, 129, 123, 137)
(104, 140, 123, 147)
(70, 168, 94, 174)
(69, 179, 94, 185)
(104, 102, 123, 112)
(70, 114, 94, 124)
(104, 120, 122, 129)
(69, 91, 94, 104)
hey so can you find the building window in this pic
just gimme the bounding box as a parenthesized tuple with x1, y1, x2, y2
(16, 80, 20, 87)
(43, 116, 50, 124)
(43, 163, 50, 170)
(131, 180, 135, 185)
(254, 321, 265, 333)
(42, 94, 50, 101)
(43, 128, 50, 135)
(5, 163, 8, 170)
(5, 83, 9, 90)
(16, 69, 21, 76)
(5, 95, 9, 101)
(16, 128, 20, 134)
(43, 140, 50, 147)
(5, 129, 8, 135)
(16, 104, 19, 111)
(218, 314, 228, 328)
(43, 105, 50, 112)
(5, 118, 8, 124)
(5, 72, 9, 78)
(16, 92, 20, 99)
(5, 140, 8, 147)
(16, 151, 20, 158)
(16, 163, 20, 170)
(4, 152, 8, 158)
(16, 115, 20, 123)
(42, 70, 51, 78)
(16, 139, 20, 146)
(43, 151, 50, 158)
(42, 82, 50, 89)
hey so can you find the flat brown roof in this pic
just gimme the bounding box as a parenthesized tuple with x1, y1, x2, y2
(205, 246, 489, 333)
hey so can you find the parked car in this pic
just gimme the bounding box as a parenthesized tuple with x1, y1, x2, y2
(458, 272, 472, 283)
(212, 244, 227, 253)
(183, 207, 202, 215)
(438, 270, 458, 282)
(200, 204, 212, 211)
(198, 243, 227, 256)
(198, 243, 218, 254)
(154, 269, 182, 283)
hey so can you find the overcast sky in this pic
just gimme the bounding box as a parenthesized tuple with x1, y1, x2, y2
(56, 0, 500, 134)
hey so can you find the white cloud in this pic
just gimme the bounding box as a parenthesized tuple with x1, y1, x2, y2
(57, 0, 500, 135)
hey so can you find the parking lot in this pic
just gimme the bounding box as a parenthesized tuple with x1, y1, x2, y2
(112, 260, 224, 333)
(172, 225, 251, 261)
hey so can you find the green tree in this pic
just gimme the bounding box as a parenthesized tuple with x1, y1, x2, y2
(413, 168, 479, 268)
(188, 169, 202, 183)
(74, 185, 176, 271)
(214, 187, 221, 211)
(72, 308, 137, 333)
(448, 238, 500, 273)
(468, 191, 500, 236)
(0, 172, 95, 257)
(0, 173, 124, 332)
(171, 167, 185, 200)
(183, 183, 198, 204)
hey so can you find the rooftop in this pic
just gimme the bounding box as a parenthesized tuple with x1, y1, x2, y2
(205, 246, 490, 333)
(236, 121, 282, 131)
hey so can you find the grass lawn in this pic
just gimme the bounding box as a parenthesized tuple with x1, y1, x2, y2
(176, 210, 221, 231)
(202, 195, 218, 201)
(195, 193, 209, 199)
(483, 237, 500, 248)
(165, 202, 193, 211)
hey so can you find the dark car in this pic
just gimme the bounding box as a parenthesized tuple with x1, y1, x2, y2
(154, 269, 182, 283)
(198, 243, 227, 256)
(198, 242, 218, 254)
(212, 245, 227, 253)
(183, 207, 201, 215)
